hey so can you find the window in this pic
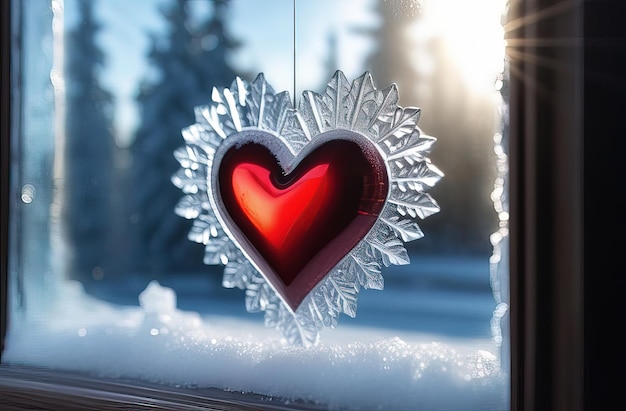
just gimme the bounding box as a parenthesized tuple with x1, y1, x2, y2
(5, 0, 617, 410)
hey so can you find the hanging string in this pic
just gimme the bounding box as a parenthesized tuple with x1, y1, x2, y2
(293, 0, 297, 106)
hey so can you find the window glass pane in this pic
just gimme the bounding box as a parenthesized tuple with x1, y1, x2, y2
(4, 0, 510, 409)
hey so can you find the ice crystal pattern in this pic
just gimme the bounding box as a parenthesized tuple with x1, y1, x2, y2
(172, 71, 443, 346)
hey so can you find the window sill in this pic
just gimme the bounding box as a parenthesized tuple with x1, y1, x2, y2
(0, 365, 323, 411)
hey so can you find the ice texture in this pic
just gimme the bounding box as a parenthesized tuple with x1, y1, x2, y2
(3, 281, 508, 410)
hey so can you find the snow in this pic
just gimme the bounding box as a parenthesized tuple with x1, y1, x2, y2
(3, 280, 508, 410)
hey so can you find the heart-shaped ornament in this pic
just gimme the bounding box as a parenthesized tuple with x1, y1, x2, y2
(173, 71, 442, 346)
(212, 130, 388, 311)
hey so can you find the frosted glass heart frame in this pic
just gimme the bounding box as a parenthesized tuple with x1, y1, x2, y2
(172, 71, 443, 346)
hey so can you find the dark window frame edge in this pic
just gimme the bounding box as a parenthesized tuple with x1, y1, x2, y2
(508, 0, 584, 410)
(1, 0, 12, 362)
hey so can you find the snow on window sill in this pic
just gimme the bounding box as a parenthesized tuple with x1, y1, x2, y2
(2, 281, 507, 410)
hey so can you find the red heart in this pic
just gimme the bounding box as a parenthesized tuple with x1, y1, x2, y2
(217, 133, 388, 310)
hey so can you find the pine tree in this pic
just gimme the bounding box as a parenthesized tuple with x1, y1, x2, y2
(63, 0, 114, 287)
(358, 0, 420, 106)
(360, 0, 498, 255)
(321, 30, 339, 84)
(128, 0, 240, 276)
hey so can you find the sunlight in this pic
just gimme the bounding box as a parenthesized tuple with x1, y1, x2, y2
(410, 0, 506, 95)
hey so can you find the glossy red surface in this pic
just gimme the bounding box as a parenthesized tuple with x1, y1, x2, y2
(218, 138, 388, 309)
(231, 162, 331, 254)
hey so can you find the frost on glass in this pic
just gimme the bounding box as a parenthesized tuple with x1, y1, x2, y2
(171, 71, 443, 347)
(490, 59, 510, 373)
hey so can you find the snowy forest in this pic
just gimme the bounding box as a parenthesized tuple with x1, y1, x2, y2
(62, 0, 500, 302)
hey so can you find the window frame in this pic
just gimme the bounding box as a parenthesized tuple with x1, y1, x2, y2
(2, 0, 624, 410)
(507, 0, 584, 409)
(507, 0, 625, 410)
(1, 0, 11, 362)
